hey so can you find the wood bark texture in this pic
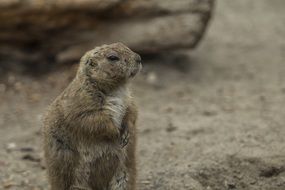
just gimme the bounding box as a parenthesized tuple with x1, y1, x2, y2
(0, 0, 215, 64)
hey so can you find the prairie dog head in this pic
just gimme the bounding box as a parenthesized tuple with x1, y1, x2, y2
(78, 43, 142, 90)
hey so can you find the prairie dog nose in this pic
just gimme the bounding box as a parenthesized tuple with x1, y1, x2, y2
(135, 54, 142, 64)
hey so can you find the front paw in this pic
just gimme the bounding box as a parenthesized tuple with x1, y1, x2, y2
(120, 123, 129, 148)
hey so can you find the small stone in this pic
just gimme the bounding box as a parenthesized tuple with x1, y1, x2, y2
(146, 72, 158, 85)
(166, 122, 177, 133)
(2, 180, 15, 188)
(22, 154, 41, 162)
(6, 142, 17, 151)
(224, 180, 236, 189)
(249, 179, 257, 185)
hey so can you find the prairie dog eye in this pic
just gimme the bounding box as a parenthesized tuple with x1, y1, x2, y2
(106, 52, 120, 61)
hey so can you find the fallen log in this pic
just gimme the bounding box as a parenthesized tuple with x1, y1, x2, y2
(0, 0, 215, 64)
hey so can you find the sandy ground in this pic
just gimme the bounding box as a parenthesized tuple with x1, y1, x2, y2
(1, 0, 285, 189)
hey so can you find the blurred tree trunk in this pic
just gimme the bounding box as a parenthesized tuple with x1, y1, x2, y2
(0, 0, 215, 64)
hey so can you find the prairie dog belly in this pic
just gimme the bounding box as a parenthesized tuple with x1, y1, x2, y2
(105, 86, 130, 128)
(73, 142, 125, 189)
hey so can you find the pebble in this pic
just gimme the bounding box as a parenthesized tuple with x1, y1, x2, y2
(6, 142, 17, 151)
(166, 122, 177, 133)
(22, 154, 41, 162)
(146, 72, 158, 85)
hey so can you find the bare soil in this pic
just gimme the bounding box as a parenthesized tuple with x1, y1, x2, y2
(1, 0, 285, 189)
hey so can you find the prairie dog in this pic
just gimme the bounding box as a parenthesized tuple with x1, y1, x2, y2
(43, 43, 141, 190)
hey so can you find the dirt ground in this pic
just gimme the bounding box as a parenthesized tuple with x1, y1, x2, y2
(1, 0, 285, 189)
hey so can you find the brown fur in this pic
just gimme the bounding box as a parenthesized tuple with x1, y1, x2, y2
(43, 43, 141, 190)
